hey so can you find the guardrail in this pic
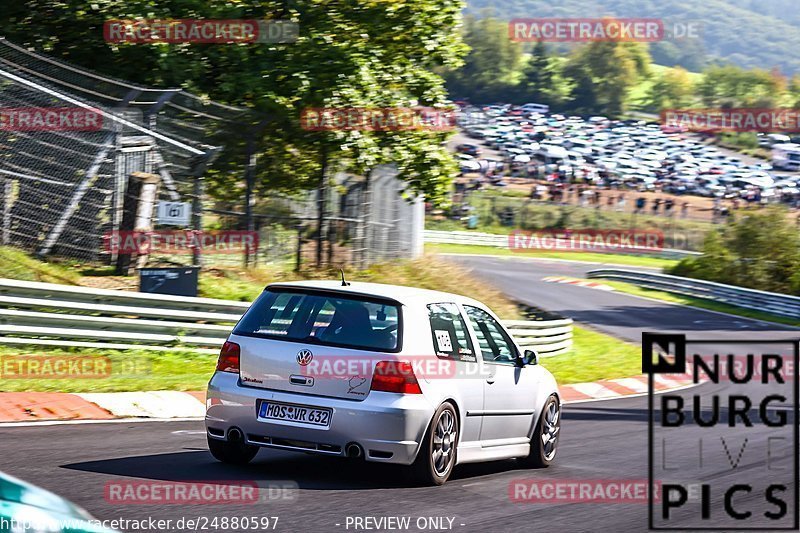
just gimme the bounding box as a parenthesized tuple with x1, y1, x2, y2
(424, 230, 699, 258)
(505, 318, 573, 357)
(0, 278, 574, 356)
(587, 269, 800, 320)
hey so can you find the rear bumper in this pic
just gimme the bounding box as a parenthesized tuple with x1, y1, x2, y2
(205, 372, 435, 465)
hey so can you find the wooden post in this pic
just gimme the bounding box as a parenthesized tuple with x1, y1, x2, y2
(115, 172, 160, 275)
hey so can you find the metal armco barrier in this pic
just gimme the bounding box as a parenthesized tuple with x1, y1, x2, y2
(587, 269, 800, 320)
(0, 278, 573, 355)
(504, 318, 574, 357)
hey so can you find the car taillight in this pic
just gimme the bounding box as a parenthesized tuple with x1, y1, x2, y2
(370, 361, 422, 394)
(216, 341, 240, 373)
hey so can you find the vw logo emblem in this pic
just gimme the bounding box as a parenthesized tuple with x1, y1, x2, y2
(296, 349, 313, 366)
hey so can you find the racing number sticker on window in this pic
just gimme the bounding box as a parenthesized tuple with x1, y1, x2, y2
(435, 330, 453, 352)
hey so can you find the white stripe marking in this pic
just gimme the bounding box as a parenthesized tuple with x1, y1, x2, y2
(77, 391, 205, 418)
(569, 382, 619, 398)
(610, 377, 649, 393)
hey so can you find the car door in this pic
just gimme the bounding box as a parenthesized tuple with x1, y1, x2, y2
(425, 302, 484, 446)
(463, 305, 539, 446)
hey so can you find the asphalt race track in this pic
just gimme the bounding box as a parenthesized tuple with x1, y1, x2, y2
(447, 254, 798, 343)
(1, 255, 798, 533)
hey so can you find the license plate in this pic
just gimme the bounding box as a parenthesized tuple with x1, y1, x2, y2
(258, 401, 332, 427)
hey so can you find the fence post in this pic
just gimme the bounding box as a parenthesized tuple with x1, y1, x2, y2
(115, 172, 160, 275)
(295, 224, 303, 272)
(243, 134, 256, 267)
(0, 178, 10, 245)
(192, 174, 203, 268)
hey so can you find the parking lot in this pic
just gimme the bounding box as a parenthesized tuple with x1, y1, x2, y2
(451, 104, 800, 217)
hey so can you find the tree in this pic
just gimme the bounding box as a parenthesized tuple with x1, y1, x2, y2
(444, 14, 523, 102)
(697, 64, 785, 107)
(517, 40, 570, 107)
(648, 66, 695, 111)
(0, 0, 468, 265)
(520, 41, 551, 103)
(671, 207, 800, 295)
(563, 41, 650, 117)
(788, 74, 800, 107)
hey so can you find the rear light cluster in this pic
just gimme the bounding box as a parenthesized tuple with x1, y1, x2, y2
(370, 361, 422, 394)
(216, 341, 240, 373)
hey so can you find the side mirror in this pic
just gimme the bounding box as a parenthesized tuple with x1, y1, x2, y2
(517, 349, 539, 367)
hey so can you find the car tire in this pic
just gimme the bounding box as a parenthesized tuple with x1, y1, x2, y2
(410, 403, 459, 486)
(208, 434, 259, 465)
(521, 394, 560, 468)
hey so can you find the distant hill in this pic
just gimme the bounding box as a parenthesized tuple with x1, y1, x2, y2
(467, 0, 800, 75)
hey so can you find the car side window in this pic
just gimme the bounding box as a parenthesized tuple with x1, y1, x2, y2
(427, 303, 476, 363)
(464, 305, 518, 365)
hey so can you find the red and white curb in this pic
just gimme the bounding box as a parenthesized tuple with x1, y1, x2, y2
(0, 375, 698, 423)
(543, 276, 615, 291)
(78, 391, 206, 418)
(0, 391, 205, 422)
(561, 374, 696, 403)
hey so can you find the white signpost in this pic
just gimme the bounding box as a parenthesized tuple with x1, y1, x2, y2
(156, 201, 191, 226)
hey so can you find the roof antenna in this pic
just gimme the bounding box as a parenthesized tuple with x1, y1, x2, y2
(340, 269, 351, 286)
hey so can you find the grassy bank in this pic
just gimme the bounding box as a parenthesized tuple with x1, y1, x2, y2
(0, 346, 216, 392)
(541, 326, 641, 384)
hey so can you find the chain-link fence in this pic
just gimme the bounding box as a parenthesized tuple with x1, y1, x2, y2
(0, 37, 425, 274)
(0, 37, 221, 267)
(291, 165, 425, 268)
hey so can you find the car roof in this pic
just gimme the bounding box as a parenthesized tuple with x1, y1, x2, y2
(265, 280, 486, 308)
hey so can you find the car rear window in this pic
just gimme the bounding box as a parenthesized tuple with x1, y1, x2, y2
(234, 289, 401, 351)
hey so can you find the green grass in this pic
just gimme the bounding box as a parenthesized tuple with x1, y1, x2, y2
(542, 325, 642, 384)
(0, 247, 81, 284)
(598, 279, 800, 327)
(0, 325, 644, 392)
(0, 346, 216, 392)
(426, 242, 679, 269)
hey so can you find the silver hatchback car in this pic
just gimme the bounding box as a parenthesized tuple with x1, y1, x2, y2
(206, 280, 560, 485)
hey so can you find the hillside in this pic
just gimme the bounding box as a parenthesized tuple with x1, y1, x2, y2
(467, 0, 800, 75)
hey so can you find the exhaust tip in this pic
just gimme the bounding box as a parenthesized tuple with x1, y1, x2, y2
(228, 427, 244, 443)
(345, 442, 364, 459)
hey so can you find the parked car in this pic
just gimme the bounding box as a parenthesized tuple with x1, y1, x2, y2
(0, 471, 117, 533)
(772, 143, 800, 171)
(519, 102, 550, 114)
(206, 281, 561, 485)
(457, 154, 481, 172)
(456, 143, 481, 157)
